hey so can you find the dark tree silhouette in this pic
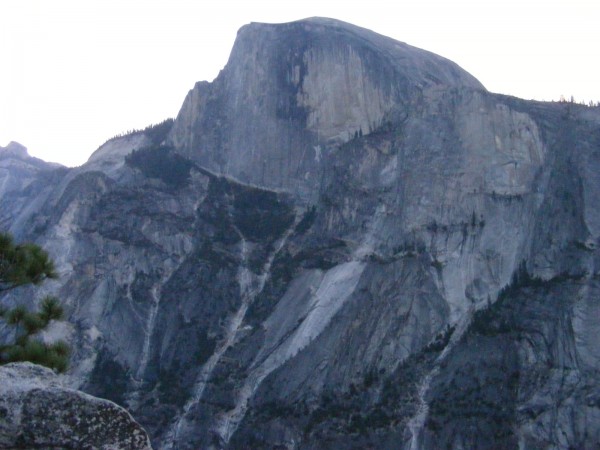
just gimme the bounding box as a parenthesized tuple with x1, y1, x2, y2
(0, 232, 70, 372)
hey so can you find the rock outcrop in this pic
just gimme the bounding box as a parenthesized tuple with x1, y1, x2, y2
(1, 17, 600, 450)
(0, 142, 65, 234)
(167, 17, 483, 200)
(0, 362, 152, 449)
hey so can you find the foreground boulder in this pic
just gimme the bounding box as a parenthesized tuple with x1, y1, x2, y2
(0, 362, 152, 449)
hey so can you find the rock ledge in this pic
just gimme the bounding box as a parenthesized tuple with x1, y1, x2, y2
(0, 362, 152, 449)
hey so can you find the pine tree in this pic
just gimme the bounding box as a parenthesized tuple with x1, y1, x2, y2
(0, 232, 70, 372)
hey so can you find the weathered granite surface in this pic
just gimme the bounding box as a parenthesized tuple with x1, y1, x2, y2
(167, 17, 483, 200)
(0, 362, 152, 449)
(1, 17, 600, 450)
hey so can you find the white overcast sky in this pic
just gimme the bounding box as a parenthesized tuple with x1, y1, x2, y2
(1, 0, 599, 167)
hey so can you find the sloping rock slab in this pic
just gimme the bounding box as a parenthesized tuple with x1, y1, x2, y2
(0, 362, 151, 449)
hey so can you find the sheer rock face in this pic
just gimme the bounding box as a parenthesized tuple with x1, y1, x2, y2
(0, 362, 152, 449)
(2, 18, 600, 450)
(167, 18, 483, 199)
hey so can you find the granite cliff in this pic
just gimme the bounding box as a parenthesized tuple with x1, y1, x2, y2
(1, 17, 600, 449)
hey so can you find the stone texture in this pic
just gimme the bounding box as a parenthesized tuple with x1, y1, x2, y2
(1, 17, 600, 450)
(0, 142, 65, 235)
(0, 362, 152, 449)
(167, 17, 483, 200)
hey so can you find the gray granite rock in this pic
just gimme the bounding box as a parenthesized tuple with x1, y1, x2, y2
(0, 362, 152, 449)
(1, 17, 600, 450)
(167, 17, 484, 200)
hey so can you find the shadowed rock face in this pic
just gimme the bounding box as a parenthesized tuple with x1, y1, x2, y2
(167, 17, 483, 200)
(0, 142, 65, 235)
(2, 17, 600, 450)
(0, 362, 152, 449)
